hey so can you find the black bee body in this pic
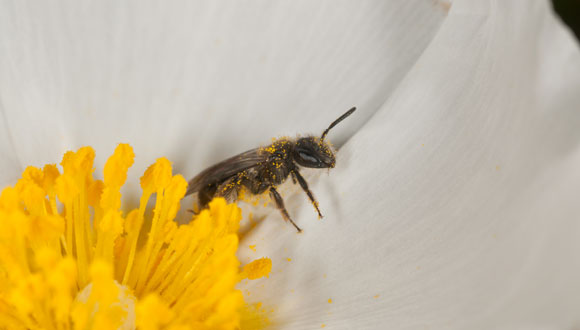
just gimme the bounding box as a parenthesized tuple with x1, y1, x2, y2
(186, 107, 356, 232)
(244, 138, 295, 193)
(194, 138, 295, 205)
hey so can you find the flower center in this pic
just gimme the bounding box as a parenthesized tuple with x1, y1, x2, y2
(0, 144, 271, 329)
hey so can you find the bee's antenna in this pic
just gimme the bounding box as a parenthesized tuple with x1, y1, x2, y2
(320, 107, 356, 141)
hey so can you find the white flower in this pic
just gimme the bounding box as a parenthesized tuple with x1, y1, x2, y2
(0, 0, 579, 328)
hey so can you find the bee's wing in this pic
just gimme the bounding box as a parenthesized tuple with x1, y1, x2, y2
(185, 148, 266, 196)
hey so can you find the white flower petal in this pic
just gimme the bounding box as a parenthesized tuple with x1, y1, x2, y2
(238, 1, 580, 329)
(0, 0, 445, 185)
(0, 113, 21, 186)
(1, 0, 579, 329)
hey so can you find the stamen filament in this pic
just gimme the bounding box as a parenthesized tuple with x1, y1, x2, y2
(0, 145, 271, 329)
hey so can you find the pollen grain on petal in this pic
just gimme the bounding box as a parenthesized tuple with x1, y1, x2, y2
(241, 257, 273, 280)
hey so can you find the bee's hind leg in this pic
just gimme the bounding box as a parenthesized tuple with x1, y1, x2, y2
(215, 177, 239, 204)
(269, 187, 302, 233)
(198, 184, 217, 209)
(190, 181, 237, 215)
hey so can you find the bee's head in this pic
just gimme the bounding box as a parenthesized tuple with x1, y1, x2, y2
(294, 137, 336, 168)
(294, 107, 356, 169)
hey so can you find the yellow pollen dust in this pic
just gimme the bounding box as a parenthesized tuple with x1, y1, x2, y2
(241, 257, 272, 280)
(240, 302, 271, 329)
(0, 144, 271, 330)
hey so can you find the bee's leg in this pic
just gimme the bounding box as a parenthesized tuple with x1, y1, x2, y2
(291, 170, 323, 219)
(216, 178, 239, 204)
(269, 187, 302, 233)
(199, 184, 217, 209)
(290, 171, 297, 184)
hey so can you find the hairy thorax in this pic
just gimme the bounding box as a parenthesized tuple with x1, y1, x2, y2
(241, 138, 295, 194)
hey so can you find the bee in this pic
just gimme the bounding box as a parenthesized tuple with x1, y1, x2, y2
(186, 107, 356, 232)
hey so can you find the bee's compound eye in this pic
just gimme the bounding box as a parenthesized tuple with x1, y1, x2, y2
(298, 151, 318, 163)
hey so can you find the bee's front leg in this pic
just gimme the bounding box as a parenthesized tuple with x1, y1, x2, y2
(269, 187, 302, 233)
(291, 170, 323, 219)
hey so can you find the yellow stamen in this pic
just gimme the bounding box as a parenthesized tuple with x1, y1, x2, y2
(0, 144, 271, 329)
